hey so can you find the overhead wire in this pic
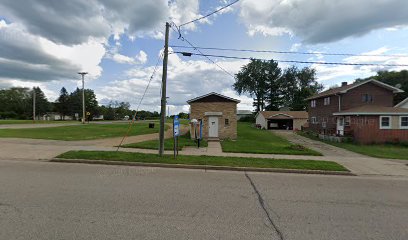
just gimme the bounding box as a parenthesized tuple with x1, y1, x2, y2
(178, 0, 240, 28)
(169, 45, 408, 58)
(116, 51, 163, 151)
(171, 51, 408, 67)
(170, 22, 235, 78)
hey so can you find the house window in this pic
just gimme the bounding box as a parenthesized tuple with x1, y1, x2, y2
(380, 116, 391, 129)
(324, 97, 330, 105)
(322, 122, 327, 128)
(362, 94, 373, 103)
(311, 117, 317, 124)
(225, 118, 229, 126)
(400, 116, 408, 129)
(311, 100, 316, 108)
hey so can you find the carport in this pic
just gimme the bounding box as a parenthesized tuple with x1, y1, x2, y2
(267, 113, 293, 130)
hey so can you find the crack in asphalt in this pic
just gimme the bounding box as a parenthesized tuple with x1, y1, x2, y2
(245, 172, 284, 240)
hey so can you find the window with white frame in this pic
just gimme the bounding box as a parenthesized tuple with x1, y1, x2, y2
(311, 100, 316, 108)
(324, 97, 330, 105)
(380, 116, 391, 129)
(400, 116, 408, 129)
(311, 117, 317, 124)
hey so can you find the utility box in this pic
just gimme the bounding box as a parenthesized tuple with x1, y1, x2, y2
(149, 123, 155, 128)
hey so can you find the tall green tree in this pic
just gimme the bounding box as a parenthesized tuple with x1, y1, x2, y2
(68, 88, 98, 120)
(55, 87, 70, 120)
(31, 87, 51, 117)
(234, 59, 270, 111)
(0, 87, 31, 119)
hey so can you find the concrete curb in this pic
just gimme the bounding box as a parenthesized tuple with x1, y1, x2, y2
(51, 158, 355, 176)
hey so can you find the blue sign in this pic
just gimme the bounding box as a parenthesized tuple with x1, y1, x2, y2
(174, 115, 180, 136)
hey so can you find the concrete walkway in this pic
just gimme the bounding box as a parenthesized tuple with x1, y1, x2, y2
(1, 126, 408, 178)
(272, 130, 408, 177)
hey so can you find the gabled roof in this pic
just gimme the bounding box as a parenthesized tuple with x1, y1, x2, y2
(257, 111, 308, 119)
(333, 106, 408, 116)
(187, 92, 240, 104)
(306, 79, 404, 100)
(395, 97, 408, 108)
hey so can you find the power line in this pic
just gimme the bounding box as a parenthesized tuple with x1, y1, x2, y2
(169, 45, 408, 58)
(116, 52, 163, 150)
(171, 51, 408, 67)
(169, 22, 235, 78)
(179, 0, 240, 28)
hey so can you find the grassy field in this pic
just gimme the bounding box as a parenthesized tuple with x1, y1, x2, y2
(221, 123, 322, 156)
(0, 122, 160, 141)
(122, 132, 208, 150)
(57, 150, 347, 171)
(0, 120, 78, 124)
(298, 131, 408, 160)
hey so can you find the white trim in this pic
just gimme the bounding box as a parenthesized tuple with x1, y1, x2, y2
(400, 116, 408, 129)
(187, 92, 240, 103)
(334, 112, 408, 116)
(268, 113, 293, 118)
(204, 112, 222, 116)
(311, 117, 317, 124)
(395, 97, 408, 108)
(379, 116, 392, 129)
(339, 79, 404, 94)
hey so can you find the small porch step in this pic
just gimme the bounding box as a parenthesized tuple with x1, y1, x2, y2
(207, 137, 220, 142)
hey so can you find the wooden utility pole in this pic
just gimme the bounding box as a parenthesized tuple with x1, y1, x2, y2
(78, 72, 88, 124)
(33, 87, 36, 122)
(159, 22, 170, 156)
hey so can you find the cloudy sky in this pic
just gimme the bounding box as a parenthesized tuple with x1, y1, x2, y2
(1, 0, 408, 113)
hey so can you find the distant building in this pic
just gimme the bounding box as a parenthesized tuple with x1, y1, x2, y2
(188, 92, 240, 140)
(255, 111, 308, 130)
(236, 110, 253, 120)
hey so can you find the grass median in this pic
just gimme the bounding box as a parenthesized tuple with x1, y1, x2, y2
(0, 122, 161, 141)
(122, 133, 208, 150)
(57, 150, 348, 172)
(221, 123, 322, 156)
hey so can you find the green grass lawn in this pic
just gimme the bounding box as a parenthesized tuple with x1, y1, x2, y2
(57, 150, 347, 171)
(0, 122, 161, 141)
(0, 120, 78, 124)
(221, 123, 322, 156)
(122, 132, 208, 150)
(298, 131, 408, 160)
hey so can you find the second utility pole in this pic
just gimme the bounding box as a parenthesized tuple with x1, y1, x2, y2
(159, 22, 170, 156)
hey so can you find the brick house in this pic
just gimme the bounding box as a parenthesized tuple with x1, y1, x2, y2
(187, 92, 240, 140)
(306, 79, 408, 143)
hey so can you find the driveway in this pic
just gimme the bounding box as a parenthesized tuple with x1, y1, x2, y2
(272, 130, 408, 177)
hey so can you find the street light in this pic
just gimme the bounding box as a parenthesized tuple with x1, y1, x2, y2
(78, 72, 88, 124)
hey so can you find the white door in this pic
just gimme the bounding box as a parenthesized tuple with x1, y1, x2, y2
(337, 117, 344, 136)
(208, 117, 219, 137)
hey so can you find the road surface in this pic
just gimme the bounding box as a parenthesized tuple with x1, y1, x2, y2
(0, 159, 407, 240)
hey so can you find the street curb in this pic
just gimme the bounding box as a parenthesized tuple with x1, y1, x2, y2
(51, 158, 355, 176)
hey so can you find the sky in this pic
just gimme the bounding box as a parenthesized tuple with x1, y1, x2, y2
(1, 0, 408, 114)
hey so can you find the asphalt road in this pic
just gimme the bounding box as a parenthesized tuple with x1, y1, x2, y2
(1, 159, 407, 240)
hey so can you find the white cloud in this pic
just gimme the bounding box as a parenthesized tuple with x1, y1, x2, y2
(97, 51, 253, 112)
(239, 0, 408, 43)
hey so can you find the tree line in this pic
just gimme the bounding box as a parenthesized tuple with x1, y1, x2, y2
(234, 59, 323, 111)
(0, 87, 161, 120)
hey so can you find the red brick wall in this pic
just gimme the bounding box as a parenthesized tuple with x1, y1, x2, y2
(308, 95, 339, 133)
(349, 116, 408, 143)
(342, 83, 394, 109)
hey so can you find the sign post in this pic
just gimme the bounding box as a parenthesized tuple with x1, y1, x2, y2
(173, 115, 180, 158)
